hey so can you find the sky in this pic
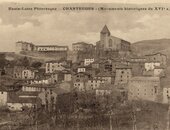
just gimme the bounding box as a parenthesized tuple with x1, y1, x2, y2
(0, 2, 170, 52)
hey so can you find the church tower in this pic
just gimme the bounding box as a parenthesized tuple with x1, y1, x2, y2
(100, 25, 110, 50)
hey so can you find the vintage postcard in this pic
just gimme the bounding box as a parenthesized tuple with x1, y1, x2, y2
(0, 0, 170, 130)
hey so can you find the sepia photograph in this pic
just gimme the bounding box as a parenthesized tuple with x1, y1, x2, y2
(0, 0, 170, 129)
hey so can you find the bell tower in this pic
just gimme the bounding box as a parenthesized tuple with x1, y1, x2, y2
(100, 25, 110, 50)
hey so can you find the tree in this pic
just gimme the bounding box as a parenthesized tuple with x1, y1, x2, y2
(19, 56, 30, 67)
(0, 54, 7, 69)
(31, 61, 42, 69)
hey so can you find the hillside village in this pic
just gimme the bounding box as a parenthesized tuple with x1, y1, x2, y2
(0, 25, 169, 129)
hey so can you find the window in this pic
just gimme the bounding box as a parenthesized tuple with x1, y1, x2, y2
(154, 86, 157, 93)
(109, 39, 112, 47)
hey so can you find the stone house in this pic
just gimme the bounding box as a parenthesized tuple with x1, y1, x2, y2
(45, 60, 65, 73)
(128, 76, 161, 102)
(22, 69, 35, 79)
(145, 52, 167, 66)
(0, 87, 8, 106)
(94, 71, 115, 84)
(144, 61, 161, 71)
(114, 65, 132, 85)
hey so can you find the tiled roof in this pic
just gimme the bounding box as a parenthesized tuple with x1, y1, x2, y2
(45, 60, 60, 63)
(116, 65, 132, 69)
(16, 41, 34, 45)
(101, 25, 110, 34)
(36, 45, 68, 48)
(72, 42, 90, 45)
(145, 52, 166, 57)
(7, 92, 38, 103)
(130, 76, 160, 81)
(96, 72, 115, 77)
(154, 66, 165, 69)
(24, 84, 56, 88)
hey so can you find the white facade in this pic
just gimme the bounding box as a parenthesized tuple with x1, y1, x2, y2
(77, 68, 86, 73)
(86, 80, 104, 90)
(22, 86, 45, 92)
(163, 88, 170, 104)
(36, 46, 68, 52)
(46, 62, 65, 73)
(96, 89, 111, 96)
(144, 62, 160, 71)
(22, 69, 35, 79)
(95, 76, 112, 84)
(15, 42, 35, 53)
(7, 103, 33, 111)
(0, 91, 7, 106)
(29, 79, 49, 85)
(84, 59, 94, 66)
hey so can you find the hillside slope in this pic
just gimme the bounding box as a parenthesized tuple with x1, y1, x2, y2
(132, 38, 170, 57)
(132, 38, 170, 85)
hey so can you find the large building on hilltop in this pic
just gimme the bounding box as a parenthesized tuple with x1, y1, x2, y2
(72, 42, 94, 52)
(96, 25, 131, 58)
(15, 41, 35, 53)
(69, 42, 95, 63)
(15, 41, 68, 53)
(15, 41, 68, 60)
(128, 76, 161, 102)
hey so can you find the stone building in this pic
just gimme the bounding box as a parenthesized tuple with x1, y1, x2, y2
(74, 82, 86, 92)
(72, 72, 90, 92)
(22, 69, 35, 80)
(15, 41, 35, 53)
(144, 62, 161, 71)
(145, 52, 167, 66)
(72, 72, 90, 83)
(0, 87, 8, 106)
(96, 25, 131, 58)
(128, 76, 161, 102)
(72, 42, 94, 52)
(13, 66, 26, 79)
(95, 84, 112, 96)
(86, 79, 104, 91)
(45, 60, 66, 73)
(114, 65, 132, 85)
(163, 87, 170, 104)
(15, 41, 68, 53)
(50, 70, 72, 83)
(84, 58, 95, 66)
(35, 45, 68, 52)
(94, 71, 115, 84)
